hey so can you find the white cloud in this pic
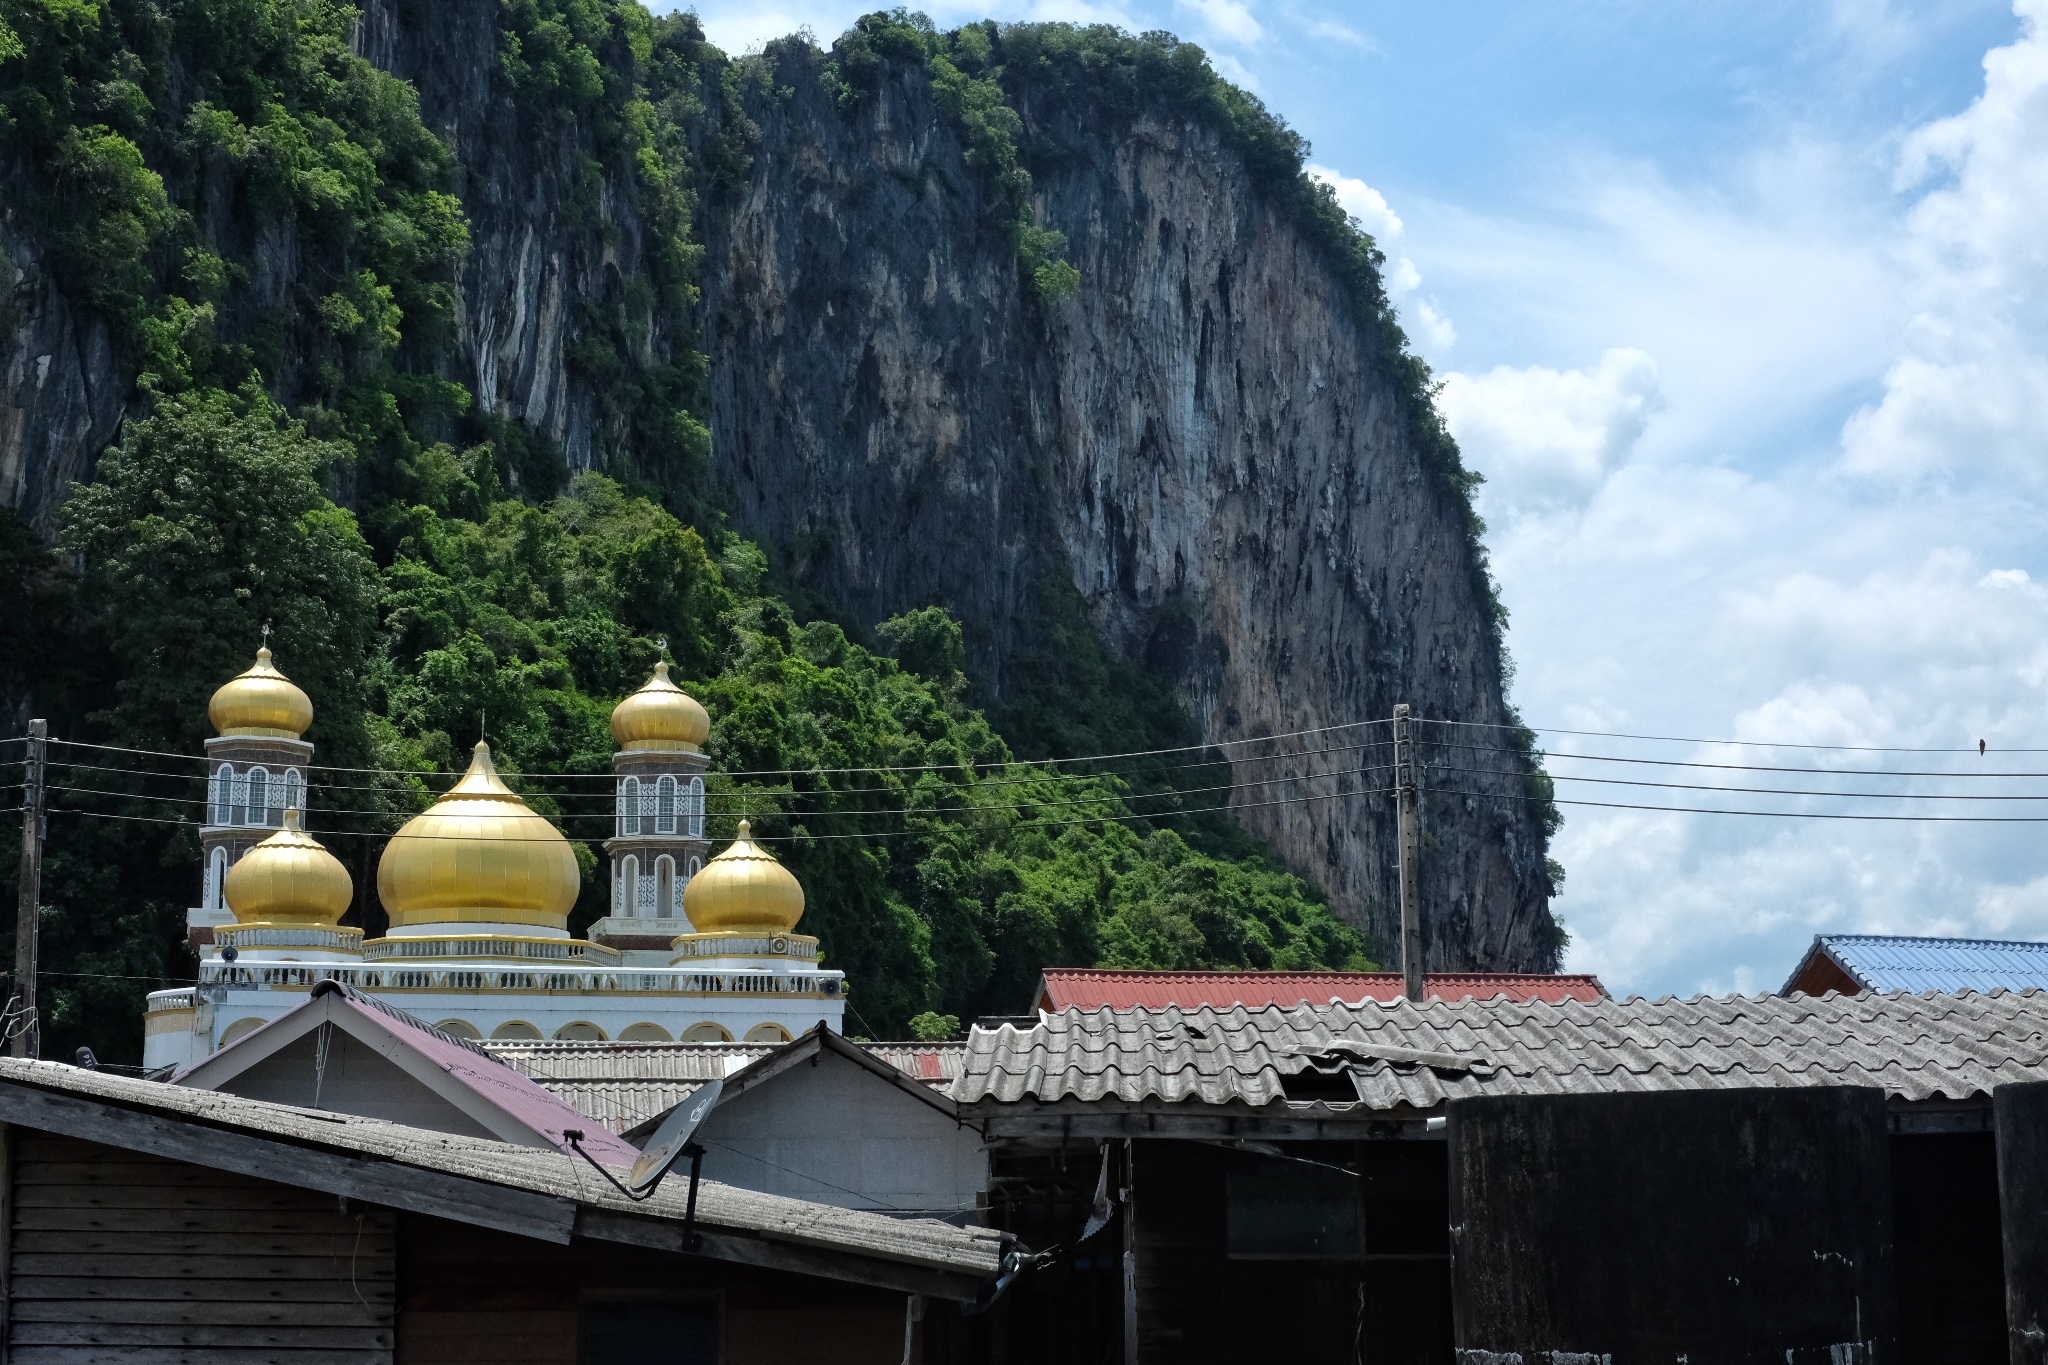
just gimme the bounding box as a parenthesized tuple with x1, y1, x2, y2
(1176, 0, 1263, 45)
(1440, 348, 1663, 511)
(1838, 0, 2048, 482)
(1306, 163, 1403, 242)
(1205, 49, 1261, 92)
(1305, 18, 1379, 53)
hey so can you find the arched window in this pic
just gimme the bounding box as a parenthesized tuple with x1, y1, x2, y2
(209, 766, 229, 826)
(620, 856, 639, 917)
(656, 856, 675, 916)
(687, 855, 702, 879)
(657, 776, 677, 835)
(246, 767, 270, 827)
(744, 1022, 793, 1043)
(283, 768, 303, 817)
(230, 768, 249, 825)
(680, 1022, 733, 1043)
(688, 776, 705, 838)
(621, 777, 641, 836)
(206, 847, 227, 911)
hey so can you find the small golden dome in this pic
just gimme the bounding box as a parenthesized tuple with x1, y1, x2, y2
(610, 660, 710, 752)
(209, 647, 314, 739)
(224, 808, 353, 926)
(682, 820, 805, 934)
(376, 742, 581, 933)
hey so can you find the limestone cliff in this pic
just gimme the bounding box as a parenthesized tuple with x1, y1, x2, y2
(696, 41, 1559, 970)
(0, 10, 1560, 970)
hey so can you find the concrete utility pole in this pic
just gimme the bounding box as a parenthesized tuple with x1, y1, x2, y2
(12, 719, 46, 1059)
(1394, 704, 1423, 1004)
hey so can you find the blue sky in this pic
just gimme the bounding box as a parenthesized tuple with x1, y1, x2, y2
(675, 0, 2048, 999)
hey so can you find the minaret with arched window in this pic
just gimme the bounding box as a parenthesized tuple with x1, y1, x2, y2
(594, 658, 712, 958)
(192, 641, 316, 951)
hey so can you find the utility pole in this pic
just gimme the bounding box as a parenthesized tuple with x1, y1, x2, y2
(1394, 704, 1423, 1004)
(11, 719, 46, 1059)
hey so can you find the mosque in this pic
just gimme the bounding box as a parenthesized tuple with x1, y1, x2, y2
(141, 648, 845, 1072)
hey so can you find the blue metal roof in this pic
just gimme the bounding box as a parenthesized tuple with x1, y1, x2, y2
(1797, 934, 2048, 995)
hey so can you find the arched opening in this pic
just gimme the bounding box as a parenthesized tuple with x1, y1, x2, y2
(687, 855, 702, 879)
(688, 776, 705, 838)
(743, 1023, 792, 1043)
(490, 1021, 543, 1041)
(553, 1021, 607, 1041)
(434, 1019, 483, 1040)
(284, 768, 303, 817)
(618, 1022, 672, 1042)
(209, 766, 229, 826)
(621, 776, 641, 836)
(680, 1022, 733, 1043)
(657, 775, 677, 835)
(217, 1016, 264, 1050)
(620, 856, 639, 917)
(656, 856, 675, 916)
(246, 767, 270, 826)
(206, 847, 227, 911)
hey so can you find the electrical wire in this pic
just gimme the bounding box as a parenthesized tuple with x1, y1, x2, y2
(1425, 739, 2048, 780)
(1434, 786, 2048, 823)
(1431, 765, 2048, 802)
(1425, 716, 2041, 755)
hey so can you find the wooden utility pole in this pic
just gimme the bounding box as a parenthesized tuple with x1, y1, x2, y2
(1394, 704, 1423, 1004)
(11, 720, 46, 1059)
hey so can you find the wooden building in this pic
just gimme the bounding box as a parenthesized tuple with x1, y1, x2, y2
(952, 989, 2048, 1364)
(0, 1057, 1002, 1363)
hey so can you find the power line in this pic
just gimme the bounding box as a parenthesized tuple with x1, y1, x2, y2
(1434, 765, 2048, 801)
(1436, 786, 2048, 823)
(1426, 717, 2037, 755)
(1426, 740, 2048, 780)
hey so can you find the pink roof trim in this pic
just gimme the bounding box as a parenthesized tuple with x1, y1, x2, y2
(1037, 968, 1608, 1011)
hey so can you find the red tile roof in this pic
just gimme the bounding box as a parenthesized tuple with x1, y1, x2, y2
(1034, 968, 1607, 1013)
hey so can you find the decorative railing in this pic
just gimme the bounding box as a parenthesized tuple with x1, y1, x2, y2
(670, 932, 819, 960)
(214, 925, 363, 952)
(144, 990, 197, 1014)
(362, 937, 621, 966)
(187, 963, 845, 997)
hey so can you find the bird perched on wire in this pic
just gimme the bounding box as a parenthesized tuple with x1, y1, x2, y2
(1980, 739, 1987, 756)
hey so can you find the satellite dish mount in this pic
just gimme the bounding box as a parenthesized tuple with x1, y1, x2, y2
(563, 1077, 723, 1249)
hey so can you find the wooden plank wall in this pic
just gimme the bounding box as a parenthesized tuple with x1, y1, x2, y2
(4, 1126, 396, 1364)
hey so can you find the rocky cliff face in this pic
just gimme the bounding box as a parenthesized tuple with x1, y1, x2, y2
(697, 45, 1558, 969)
(0, 11, 1559, 969)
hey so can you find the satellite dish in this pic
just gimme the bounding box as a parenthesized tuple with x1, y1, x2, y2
(629, 1077, 722, 1195)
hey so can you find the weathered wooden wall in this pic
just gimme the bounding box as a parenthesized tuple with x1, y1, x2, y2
(1448, 1086, 1900, 1363)
(1996, 1081, 2048, 1365)
(2, 1125, 395, 1363)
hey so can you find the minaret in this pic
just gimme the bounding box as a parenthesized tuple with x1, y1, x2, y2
(190, 636, 315, 950)
(593, 655, 712, 958)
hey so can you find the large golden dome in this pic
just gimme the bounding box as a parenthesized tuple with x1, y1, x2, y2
(224, 808, 353, 926)
(209, 647, 313, 739)
(682, 820, 805, 934)
(376, 742, 580, 933)
(610, 660, 710, 752)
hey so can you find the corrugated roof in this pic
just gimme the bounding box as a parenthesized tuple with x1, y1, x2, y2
(955, 989, 2048, 1113)
(486, 1039, 967, 1134)
(1789, 934, 2048, 995)
(1036, 968, 1606, 1012)
(0, 1058, 1003, 1279)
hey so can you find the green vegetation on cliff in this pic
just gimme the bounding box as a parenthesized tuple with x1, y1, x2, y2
(0, 3, 1505, 1063)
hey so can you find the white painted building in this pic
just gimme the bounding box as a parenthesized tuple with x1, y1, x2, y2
(144, 650, 845, 1072)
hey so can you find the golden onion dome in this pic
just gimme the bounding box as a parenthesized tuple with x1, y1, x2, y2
(610, 660, 710, 752)
(375, 742, 581, 933)
(224, 808, 353, 926)
(209, 647, 314, 739)
(682, 819, 805, 934)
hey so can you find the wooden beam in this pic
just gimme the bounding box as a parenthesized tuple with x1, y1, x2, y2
(0, 1084, 576, 1244)
(572, 1208, 990, 1303)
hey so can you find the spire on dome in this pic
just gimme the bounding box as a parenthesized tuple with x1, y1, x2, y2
(610, 657, 711, 752)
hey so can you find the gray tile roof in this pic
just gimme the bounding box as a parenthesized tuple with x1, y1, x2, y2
(0, 1058, 1003, 1279)
(952, 989, 2048, 1113)
(487, 1039, 967, 1134)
